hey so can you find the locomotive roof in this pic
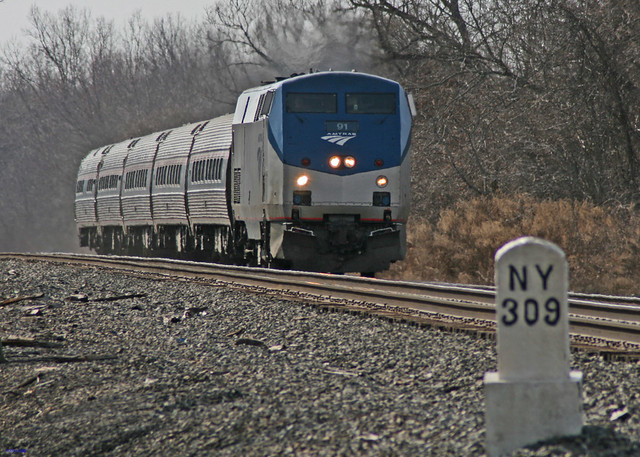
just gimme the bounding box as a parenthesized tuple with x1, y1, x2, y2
(233, 71, 405, 125)
(242, 71, 400, 94)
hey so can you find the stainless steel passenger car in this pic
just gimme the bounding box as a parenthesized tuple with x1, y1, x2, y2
(74, 147, 102, 247)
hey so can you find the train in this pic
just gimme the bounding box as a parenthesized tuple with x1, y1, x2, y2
(74, 71, 415, 274)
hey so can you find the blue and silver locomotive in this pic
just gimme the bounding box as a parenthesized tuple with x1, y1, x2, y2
(75, 71, 414, 274)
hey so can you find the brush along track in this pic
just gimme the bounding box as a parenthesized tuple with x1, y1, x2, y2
(2, 253, 640, 357)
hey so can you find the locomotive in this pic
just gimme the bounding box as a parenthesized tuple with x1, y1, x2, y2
(75, 71, 414, 274)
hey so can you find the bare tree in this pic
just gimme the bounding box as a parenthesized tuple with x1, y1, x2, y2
(347, 0, 640, 218)
(0, 6, 234, 252)
(204, 0, 382, 82)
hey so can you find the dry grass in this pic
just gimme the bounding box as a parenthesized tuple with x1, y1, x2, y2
(383, 194, 640, 295)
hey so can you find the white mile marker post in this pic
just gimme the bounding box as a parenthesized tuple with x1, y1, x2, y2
(484, 237, 583, 457)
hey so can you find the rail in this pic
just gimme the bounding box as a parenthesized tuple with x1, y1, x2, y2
(2, 253, 639, 353)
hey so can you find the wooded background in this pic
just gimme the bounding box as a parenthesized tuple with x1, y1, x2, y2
(1, 0, 638, 291)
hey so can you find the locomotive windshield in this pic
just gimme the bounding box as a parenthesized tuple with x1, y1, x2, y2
(346, 93, 397, 114)
(286, 93, 337, 113)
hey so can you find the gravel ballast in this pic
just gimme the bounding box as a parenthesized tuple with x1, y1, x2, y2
(1, 258, 640, 456)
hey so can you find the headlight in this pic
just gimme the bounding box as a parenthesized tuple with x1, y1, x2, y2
(376, 176, 388, 188)
(329, 156, 342, 169)
(344, 156, 356, 168)
(296, 175, 309, 186)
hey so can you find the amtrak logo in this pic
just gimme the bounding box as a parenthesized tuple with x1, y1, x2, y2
(321, 133, 356, 146)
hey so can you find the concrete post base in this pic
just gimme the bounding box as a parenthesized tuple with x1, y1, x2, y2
(484, 371, 584, 457)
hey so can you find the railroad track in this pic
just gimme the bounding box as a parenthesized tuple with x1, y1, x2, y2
(2, 252, 640, 356)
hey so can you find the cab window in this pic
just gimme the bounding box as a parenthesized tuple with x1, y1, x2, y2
(286, 93, 337, 113)
(346, 93, 397, 114)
